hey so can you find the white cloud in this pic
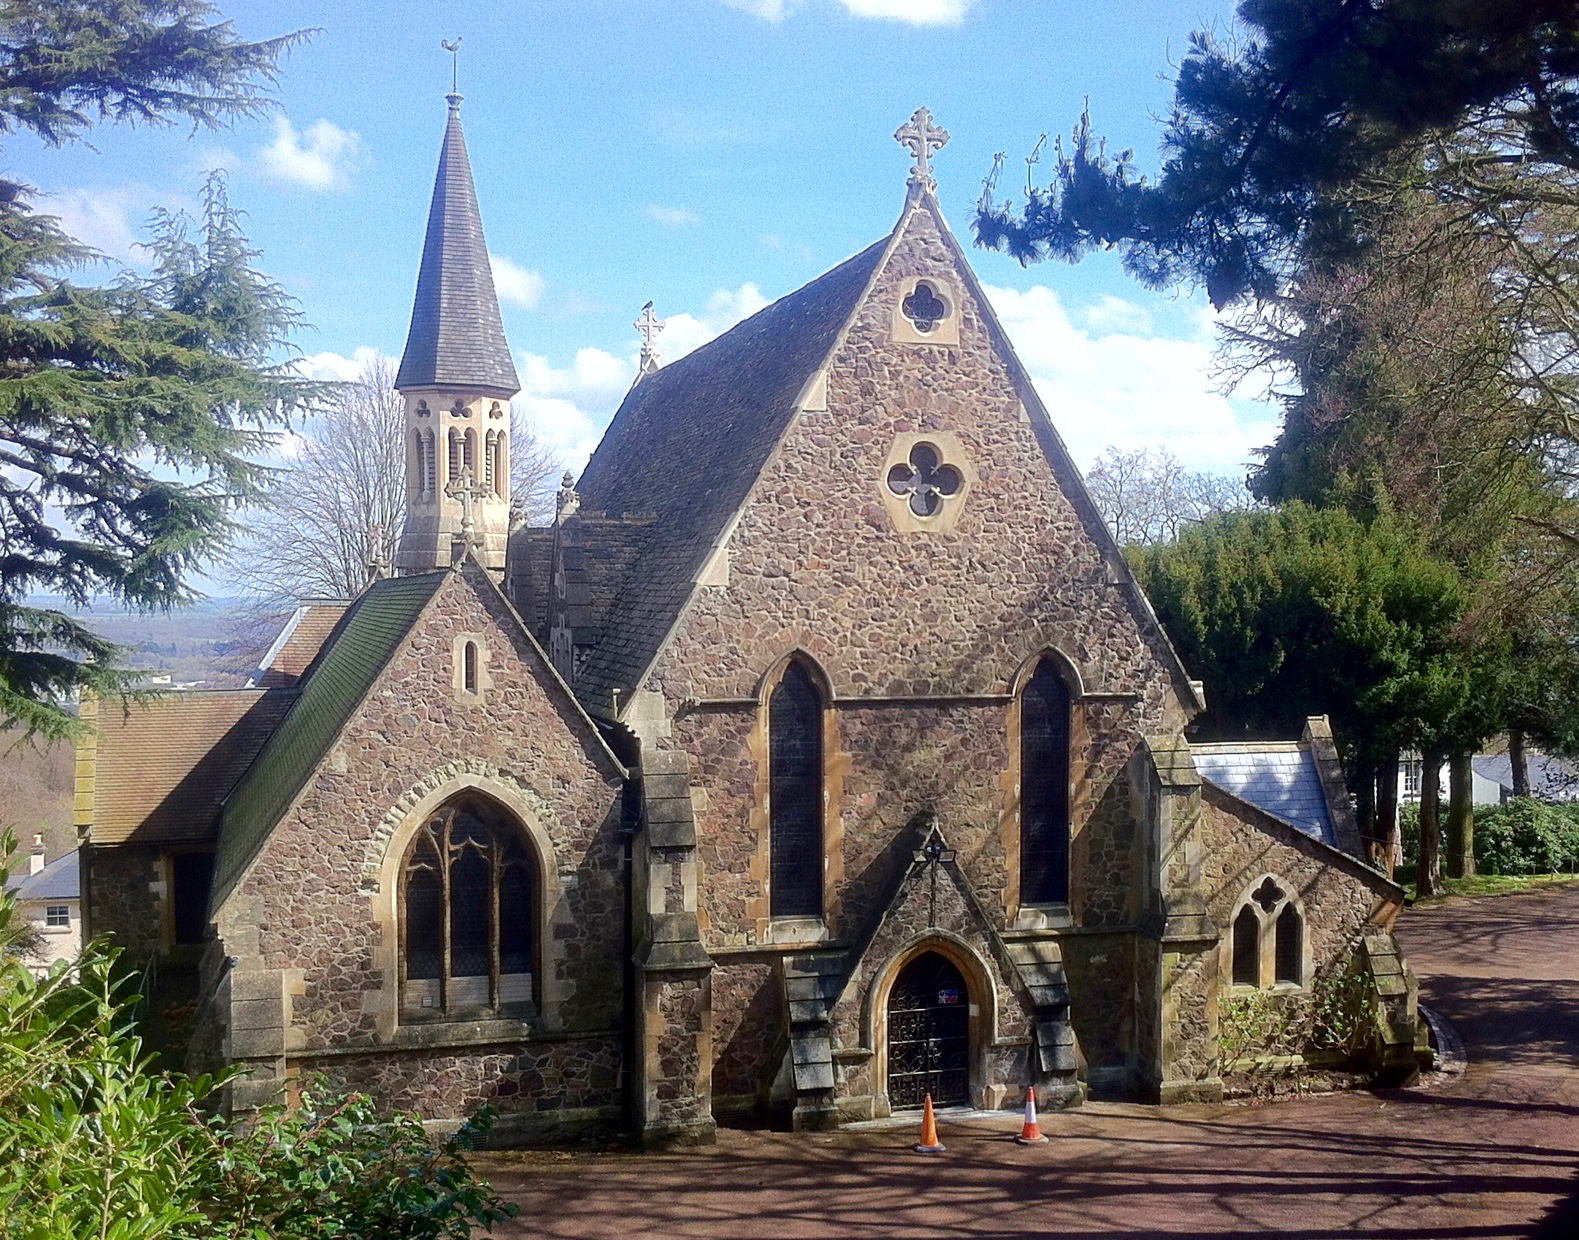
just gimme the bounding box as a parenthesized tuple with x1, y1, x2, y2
(258, 117, 365, 191)
(489, 253, 546, 309)
(719, 0, 969, 23)
(659, 283, 770, 361)
(982, 283, 1278, 477)
(295, 346, 383, 383)
(38, 183, 172, 264)
(514, 347, 638, 474)
(644, 204, 700, 227)
(720, 0, 801, 18)
(838, 0, 970, 23)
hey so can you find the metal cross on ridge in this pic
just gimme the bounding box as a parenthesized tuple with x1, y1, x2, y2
(895, 107, 950, 191)
(634, 300, 665, 375)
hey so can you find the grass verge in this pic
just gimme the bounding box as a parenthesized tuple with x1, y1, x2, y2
(1396, 867, 1579, 903)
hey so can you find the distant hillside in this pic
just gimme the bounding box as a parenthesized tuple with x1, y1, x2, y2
(0, 732, 76, 866)
(29, 596, 284, 689)
(0, 600, 286, 869)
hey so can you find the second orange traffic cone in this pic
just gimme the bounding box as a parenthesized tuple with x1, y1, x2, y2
(912, 1093, 946, 1153)
(1014, 1085, 1047, 1145)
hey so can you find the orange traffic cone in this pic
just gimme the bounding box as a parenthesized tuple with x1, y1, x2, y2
(912, 1093, 946, 1153)
(1014, 1085, 1047, 1145)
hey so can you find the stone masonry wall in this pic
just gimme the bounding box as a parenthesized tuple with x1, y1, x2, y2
(85, 844, 163, 963)
(641, 203, 1192, 1105)
(219, 568, 626, 1123)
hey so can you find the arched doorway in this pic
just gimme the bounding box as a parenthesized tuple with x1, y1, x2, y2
(886, 951, 970, 1109)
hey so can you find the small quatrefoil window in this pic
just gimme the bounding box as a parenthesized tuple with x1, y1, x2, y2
(1251, 877, 1285, 913)
(886, 441, 963, 518)
(901, 281, 948, 333)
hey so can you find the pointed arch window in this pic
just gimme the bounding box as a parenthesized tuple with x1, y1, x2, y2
(400, 797, 536, 1016)
(464, 427, 478, 479)
(1020, 659, 1071, 905)
(769, 661, 823, 919)
(448, 428, 463, 483)
(1275, 905, 1303, 985)
(1232, 905, 1260, 987)
(493, 431, 509, 498)
(484, 430, 497, 494)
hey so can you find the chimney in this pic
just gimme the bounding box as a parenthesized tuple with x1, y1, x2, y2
(29, 832, 44, 876)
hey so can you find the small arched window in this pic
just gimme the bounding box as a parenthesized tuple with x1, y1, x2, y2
(401, 798, 536, 1015)
(447, 428, 463, 482)
(464, 428, 478, 479)
(1020, 659, 1071, 905)
(1275, 905, 1302, 984)
(424, 429, 437, 496)
(769, 661, 823, 919)
(413, 429, 426, 496)
(1232, 905, 1260, 987)
(483, 431, 497, 493)
(462, 641, 479, 694)
(493, 432, 509, 498)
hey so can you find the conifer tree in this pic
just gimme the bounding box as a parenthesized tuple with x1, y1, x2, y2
(0, 1, 315, 738)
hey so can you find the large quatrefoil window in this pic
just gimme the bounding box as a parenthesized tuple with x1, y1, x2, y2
(901, 281, 948, 333)
(887, 441, 963, 518)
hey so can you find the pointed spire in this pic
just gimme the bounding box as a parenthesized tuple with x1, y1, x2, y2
(395, 93, 519, 396)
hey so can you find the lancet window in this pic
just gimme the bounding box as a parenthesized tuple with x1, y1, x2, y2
(769, 661, 823, 919)
(1020, 659, 1071, 905)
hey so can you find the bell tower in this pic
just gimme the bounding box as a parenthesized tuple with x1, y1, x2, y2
(394, 91, 518, 572)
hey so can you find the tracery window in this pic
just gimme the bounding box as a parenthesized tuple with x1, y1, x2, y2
(769, 661, 823, 919)
(886, 441, 963, 519)
(1020, 659, 1071, 905)
(901, 280, 949, 333)
(401, 797, 536, 1016)
(1230, 878, 1304, 990)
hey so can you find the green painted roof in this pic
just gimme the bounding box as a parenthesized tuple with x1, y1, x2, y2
(213, 572, 447, 906)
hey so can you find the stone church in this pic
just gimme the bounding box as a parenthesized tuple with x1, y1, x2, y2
(75, 99, 1419, 1146)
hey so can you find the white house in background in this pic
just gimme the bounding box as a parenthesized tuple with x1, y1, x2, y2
(1398, 751, 1579, 807)
(4, 837, 81, 975)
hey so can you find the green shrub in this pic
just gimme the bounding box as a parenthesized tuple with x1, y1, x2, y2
(0, 837, 517, 1239)
(1474, 798, 1579, 875)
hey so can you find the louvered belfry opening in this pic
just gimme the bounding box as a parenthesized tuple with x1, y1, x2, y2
(400, 797, 536, 1015)
(769, 661, 823, 919)
(1020, 660, 1071, 904)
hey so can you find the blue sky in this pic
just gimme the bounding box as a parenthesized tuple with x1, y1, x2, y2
(6, 0, 1277, 480)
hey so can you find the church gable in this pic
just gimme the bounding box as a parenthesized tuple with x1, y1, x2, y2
(649, 194, 1195, 717)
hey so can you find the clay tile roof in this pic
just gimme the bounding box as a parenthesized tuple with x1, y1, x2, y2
(214, 571, 448, 906)
(570, 237, 888, 712)
(394, 96, 519, 396)
(89, 690, 297, 846)
(250, 601, 350, 688)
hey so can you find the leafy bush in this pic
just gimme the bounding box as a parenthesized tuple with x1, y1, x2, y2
(1474, 798, 1579, 875)
(1219, 949, 1371, 1065)
(203, 1083, 516, 1240)
(0, 837, 517, 1239)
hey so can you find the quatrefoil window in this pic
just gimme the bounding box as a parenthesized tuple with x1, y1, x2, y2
(886, 441, 963, 518)
(901, 281, 948, 333)
(1251, 877, 1286, 913)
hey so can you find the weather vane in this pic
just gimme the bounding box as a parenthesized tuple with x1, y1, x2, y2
(441, 37, 462, 94)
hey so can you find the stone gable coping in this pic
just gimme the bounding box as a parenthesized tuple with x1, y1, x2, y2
(358, 757, 566, 895)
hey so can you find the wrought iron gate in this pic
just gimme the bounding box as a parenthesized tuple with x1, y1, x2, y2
(886, 951, 969, 1109)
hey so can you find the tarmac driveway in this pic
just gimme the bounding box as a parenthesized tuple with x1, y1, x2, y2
(480, 881, 1579, 1239)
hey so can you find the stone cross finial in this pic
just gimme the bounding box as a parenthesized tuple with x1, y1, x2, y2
(634, 300, 665, 376)
(445, 466, 489, 562)
(364, 524, 392, 585)
(895, 107, 949, 192)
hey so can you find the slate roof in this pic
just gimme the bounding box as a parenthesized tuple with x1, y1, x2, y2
(505, 526, 554, 640)
(6, 849, 78, 901)
(249, 601, 350, 688)
(1473, 752, 1579, 801)
(88, 690, 297, 846)
(214, 572, 447, 905)
(1191, 743, 1337, 846)
(572, 238, 888, 711)
(394, 96, 518, 396)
